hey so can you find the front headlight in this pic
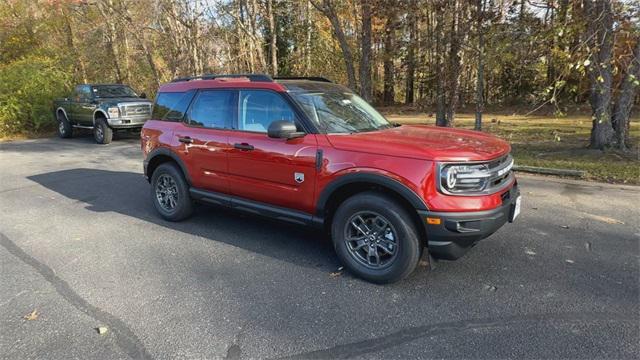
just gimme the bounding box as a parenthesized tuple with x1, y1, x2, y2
(438, 156, 514, 195)
(107, 107, 120, 118)
(439, 163, 491, 193)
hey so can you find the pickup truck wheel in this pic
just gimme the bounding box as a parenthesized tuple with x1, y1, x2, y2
(151, 163, 193, 222)
(94, 118, 113, 144)
(57, 112, 72, 138)
(331, 192, 422, 284)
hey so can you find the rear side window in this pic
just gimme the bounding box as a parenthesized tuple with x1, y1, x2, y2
(152, 92, 194, 121)
(187, 90, 235, 129)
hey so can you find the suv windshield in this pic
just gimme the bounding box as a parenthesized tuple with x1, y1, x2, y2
(92, 85, 138, 98)
(291, 91, 391, 133)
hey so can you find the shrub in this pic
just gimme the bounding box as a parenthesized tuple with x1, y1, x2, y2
(0, 56, 72, 136)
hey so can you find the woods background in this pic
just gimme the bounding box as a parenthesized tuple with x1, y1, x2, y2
(0, 0, 638, 150)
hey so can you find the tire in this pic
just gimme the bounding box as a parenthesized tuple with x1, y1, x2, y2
(94, 117, 113, 144)
(150, 162, 193, 222)
(57, 112, 73, 138)
(331, 192, 422, 284)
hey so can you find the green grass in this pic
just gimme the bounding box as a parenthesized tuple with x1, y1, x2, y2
(383, 111, 640, 185)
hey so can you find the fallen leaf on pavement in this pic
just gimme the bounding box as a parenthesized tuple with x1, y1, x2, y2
(329, 271, 342, 277)
(97, 326, 108, 335)
(483, 285, 497, 292)
(24, 309, 38, 321)
(581, 212, 624, 225)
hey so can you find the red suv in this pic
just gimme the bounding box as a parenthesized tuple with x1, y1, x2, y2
(141, 74, 521, 283)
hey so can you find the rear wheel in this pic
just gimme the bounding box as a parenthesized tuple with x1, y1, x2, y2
(94, 117, 113, 144)
(331, 192, 422, 283)
(57, 112, 72, 138)
(151, 162, 193, 221)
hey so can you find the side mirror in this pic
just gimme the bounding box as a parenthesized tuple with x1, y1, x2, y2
(268, 120, 305, 139)
(140, 92, 147, 99)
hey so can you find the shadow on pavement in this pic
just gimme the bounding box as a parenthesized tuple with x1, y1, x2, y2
(27, 168, 338, 271)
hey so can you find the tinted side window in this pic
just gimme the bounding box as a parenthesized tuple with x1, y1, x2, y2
(238, 90, 295, 132)
(74, 85, 91, 100)
(80, 85, 92, 99)
(152, 92, 194, 121)
(187, 90, 235, 129)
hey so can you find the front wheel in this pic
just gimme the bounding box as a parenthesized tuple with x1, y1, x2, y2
(331, 192, 423, 284)
(150, 163, 193, 222)
(94, 118, 113, 144)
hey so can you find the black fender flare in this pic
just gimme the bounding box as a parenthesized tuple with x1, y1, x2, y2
(316, 172, 428, 216)
(144, 147, 192, 185)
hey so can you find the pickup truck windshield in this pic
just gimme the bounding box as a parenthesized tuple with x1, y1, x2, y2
(92, 85, 138, 98)
(291, 91, 391, 133)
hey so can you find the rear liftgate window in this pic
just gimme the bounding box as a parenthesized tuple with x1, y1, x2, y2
(152, 92, 195, 121)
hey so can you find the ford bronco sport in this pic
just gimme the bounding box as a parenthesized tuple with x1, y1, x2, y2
(141, 74, 521, 283)
(55, 84, 152, 144)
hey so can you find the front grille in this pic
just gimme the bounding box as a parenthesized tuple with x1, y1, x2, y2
(485, 154, 514, 192)
(122, 104, 151, 116)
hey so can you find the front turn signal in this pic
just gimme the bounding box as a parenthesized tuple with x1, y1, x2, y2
(426, 217, 441, 225)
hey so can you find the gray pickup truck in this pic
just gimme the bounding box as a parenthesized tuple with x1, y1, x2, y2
(54, 84, 153, 144)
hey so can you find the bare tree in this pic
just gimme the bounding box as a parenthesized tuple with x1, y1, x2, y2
(310, 0, 357, 90)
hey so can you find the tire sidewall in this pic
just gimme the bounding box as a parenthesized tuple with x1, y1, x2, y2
(150, 163, 193, 222)
(94, 118, 113, 144)
(57, 113, 72, 138)
(331, 192, 422, 284)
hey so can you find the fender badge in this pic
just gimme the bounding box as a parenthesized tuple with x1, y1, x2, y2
(294, 172, 304, 183)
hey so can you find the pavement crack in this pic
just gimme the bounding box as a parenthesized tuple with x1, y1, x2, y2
(0, 232, 153, 360)
(273, 312, 635, 359)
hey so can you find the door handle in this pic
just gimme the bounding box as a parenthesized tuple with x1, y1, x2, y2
(178, 136, 193, 144)
(234, 143, 254, 151)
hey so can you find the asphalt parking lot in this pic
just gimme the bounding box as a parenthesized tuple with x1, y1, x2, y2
(1, 135, 638, 359)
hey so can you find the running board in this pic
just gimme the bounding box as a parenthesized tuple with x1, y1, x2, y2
(72, 125, 94, 129)
(189, 187, 323, 228)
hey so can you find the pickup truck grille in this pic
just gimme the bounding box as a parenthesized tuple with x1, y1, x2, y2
(121, 104, 151, 116)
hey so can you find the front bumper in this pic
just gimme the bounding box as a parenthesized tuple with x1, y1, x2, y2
(108, 116, 149, 128)
(418, 184, 520, 260)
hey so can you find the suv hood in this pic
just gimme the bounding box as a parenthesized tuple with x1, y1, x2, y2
(326, 125, 511, 162)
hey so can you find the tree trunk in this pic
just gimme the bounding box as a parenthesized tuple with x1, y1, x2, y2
(475, 0, 485, 131)
(445, 1, 462, 127)
(266, 0, 278, 76)
(97, 0, 123, 82)
(360, 0, 373, 101)
(383, 16, 395, 105)
(405, 0, 416, 105)
(435, 6, 446, 126)
(612, 41, 640, 150)
(304, 0, 312, 75)
(311, 0, 357, 90)
(60, 5, 87, 83)
(584, 0, 615, 149)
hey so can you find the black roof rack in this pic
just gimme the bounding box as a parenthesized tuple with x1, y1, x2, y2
(273, 76, 332, 83)
(171, 74, 274, 83)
